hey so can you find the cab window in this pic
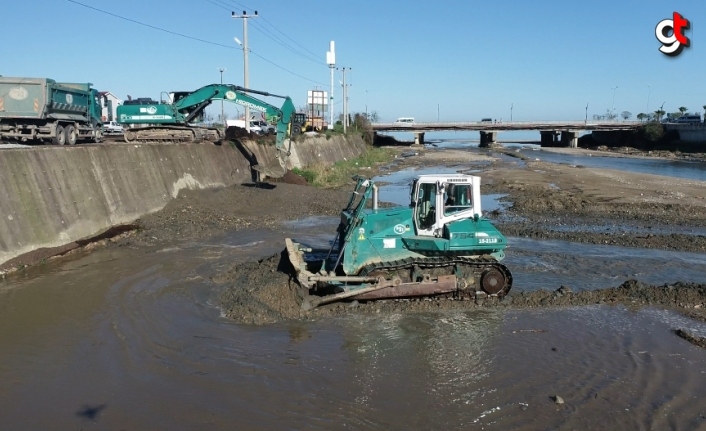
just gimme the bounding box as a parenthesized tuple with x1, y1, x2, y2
(444, 184, 472, 216)
(415, 183, 437, 229)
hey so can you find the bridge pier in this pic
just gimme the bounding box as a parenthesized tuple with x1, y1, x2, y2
(479, 131, 497, 148)
(413, 132, 425, 146)
(561, 131, 579, 148)
(540, 130, 560, 147)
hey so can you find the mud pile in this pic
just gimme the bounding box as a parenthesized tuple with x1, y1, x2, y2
(218, 251, 305, 325)
(224, 126, 274, 143)
(117, 183, 350, 246)
(219, 252, 706, 326)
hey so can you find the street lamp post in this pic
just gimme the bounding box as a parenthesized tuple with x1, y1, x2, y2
(218, 67, 226, 125)
(646, 84, 651, 113)
(510, 103, 513, 122)
(658, 101, 665, 121)
(611, 86, 618, 119)
(437, 104, 439, 122)
(585, 102, 589, 124)
(232, 10, 258, 132)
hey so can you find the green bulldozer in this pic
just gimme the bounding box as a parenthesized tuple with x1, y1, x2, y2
(286, 174, 513, 310)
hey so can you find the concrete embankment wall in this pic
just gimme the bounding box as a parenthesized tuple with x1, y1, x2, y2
(665, 124, 706, 144)
(590, 125, 706, 151)
(0, 134, 367, 267)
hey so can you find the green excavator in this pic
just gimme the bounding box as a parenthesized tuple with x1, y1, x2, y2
(116, 84, 306, 179)
(286, 174, 512, 310)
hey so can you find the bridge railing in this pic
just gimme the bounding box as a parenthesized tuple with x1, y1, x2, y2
(373, 120, 643, 126)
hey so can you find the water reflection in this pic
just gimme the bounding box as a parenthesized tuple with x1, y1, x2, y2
(514, 147, 706, 181)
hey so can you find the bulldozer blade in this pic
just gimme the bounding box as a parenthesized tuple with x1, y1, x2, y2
(252, 156, 286, 180)
(300, 276, 396, 311)
(350, 275, 458, 300)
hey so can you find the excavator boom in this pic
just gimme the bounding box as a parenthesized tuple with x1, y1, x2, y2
(116, 84, 304, 179)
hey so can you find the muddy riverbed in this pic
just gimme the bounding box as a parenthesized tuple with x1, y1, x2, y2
(3, 144, 706, 430)
(203, 147, 706, 326)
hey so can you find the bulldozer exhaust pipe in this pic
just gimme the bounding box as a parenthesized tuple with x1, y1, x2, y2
(372, 184, 379, 210)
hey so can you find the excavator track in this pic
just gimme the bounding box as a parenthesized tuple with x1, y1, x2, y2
(354, 255, 512, 300)
(123, 126, 222, 144)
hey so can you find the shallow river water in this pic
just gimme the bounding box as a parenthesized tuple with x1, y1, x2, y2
(2, 223, 706, 430)
(3, 155, 706, 429)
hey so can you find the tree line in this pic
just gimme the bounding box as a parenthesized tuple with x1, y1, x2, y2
(592, 106, 705, 122)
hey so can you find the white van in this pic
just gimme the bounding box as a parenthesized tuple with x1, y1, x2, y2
(103, 121, 123, 134)
(394, 117, 415, 125)
(675, 115, 702, 124)
(225, 119, 263, 134)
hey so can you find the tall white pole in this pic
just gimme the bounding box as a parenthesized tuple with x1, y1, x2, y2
(341, 68, 347, 133)
(326, 41, 335, 130)
(232, 10, 258, 132)
(329, 65, 335, 129)
(243, 16, 249, 130)
(218, 67, 226, 125)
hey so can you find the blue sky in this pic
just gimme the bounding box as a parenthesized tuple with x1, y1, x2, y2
(2, 0, 703, 122)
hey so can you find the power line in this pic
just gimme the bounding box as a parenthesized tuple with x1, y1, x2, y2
(67, 0, 236, 49)
(202, 0, 324, 65)
(249, 51, 327, 86)
(67, 0, 325, 86)
(260, 16, 323, 61)
(250, 20, 325, 65)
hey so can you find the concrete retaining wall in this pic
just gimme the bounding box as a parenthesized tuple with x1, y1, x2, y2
(665, 124, 706, 143)
(0, 134, 366, 267)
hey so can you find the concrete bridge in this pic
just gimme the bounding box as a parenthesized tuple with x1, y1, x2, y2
(372, 121, 642, 147)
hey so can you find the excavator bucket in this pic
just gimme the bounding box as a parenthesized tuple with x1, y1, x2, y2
(253, 153, 286, 181)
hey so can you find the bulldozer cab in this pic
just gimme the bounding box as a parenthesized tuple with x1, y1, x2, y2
(411, 175, 482, 237)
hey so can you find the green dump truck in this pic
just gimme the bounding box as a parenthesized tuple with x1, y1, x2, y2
(0, 77, 104, 145)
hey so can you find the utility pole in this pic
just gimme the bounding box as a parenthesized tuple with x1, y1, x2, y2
(232, 10, 258, 132)
(585, 102, 589, 124)
(611, 86, 618, 119)
(437, 104, 440, 122)
(326, 41, 335, 130)
(646, 84, 651, 113)
(510, 103, 513, 122)
(339, 67, 349, 132)
(218, 67, 226, 126)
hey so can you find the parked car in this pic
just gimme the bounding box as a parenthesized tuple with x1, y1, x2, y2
(480, 118, 493, 123)
(225, 119, 264, 134)
(251, 120, 276, 135)
(103, 121, 123, 134)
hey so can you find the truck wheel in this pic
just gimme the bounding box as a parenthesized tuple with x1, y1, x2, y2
(94, 129, 102, 144)
(65, 125, 78, 145)
(53, 125, 66, 145)
(291, 124, 302, 137)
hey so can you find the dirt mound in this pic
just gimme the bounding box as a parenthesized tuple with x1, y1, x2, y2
(219, 251, 305, 325)
(116, 183, 351, 246)
(278, 170, 308, 185)
(225, 126, 258, 140)
(219, 253, 706, 325)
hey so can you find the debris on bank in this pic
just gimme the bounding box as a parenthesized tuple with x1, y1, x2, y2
(674, 329, 706, 349)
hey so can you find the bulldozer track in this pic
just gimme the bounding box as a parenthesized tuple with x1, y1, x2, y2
(357, 255, 512, 298)
(123, 126, 222, 144)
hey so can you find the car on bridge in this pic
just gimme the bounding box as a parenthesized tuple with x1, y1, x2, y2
(480, 118, 493, 123)
(394, 117, 415, 126)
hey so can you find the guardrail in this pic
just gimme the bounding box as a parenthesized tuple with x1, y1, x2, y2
(373, 121, 643, 126)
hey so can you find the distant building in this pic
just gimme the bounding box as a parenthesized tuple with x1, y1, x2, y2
(99, 92, 123, 122)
